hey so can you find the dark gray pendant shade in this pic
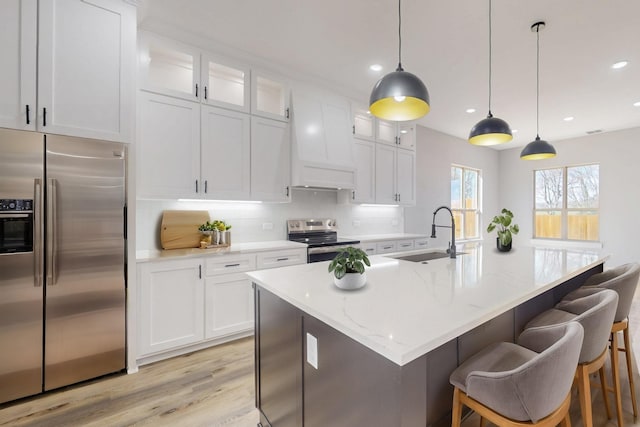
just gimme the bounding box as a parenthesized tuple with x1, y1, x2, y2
(369, 66, 430, 121)
(468, 112, 513, 146)
(520, 136, 556, 160)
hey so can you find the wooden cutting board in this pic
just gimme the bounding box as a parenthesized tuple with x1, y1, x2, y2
(160, 210, 210, 250)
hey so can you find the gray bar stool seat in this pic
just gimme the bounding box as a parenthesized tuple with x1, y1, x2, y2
(563, 262, 640, 426)
(450, 322, 584, 427)
(525, 289, 619, 427)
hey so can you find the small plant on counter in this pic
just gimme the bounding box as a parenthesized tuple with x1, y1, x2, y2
(328, 246, 371, 279)
(487, 208, 519, 249)
(198, 220, 232, 232)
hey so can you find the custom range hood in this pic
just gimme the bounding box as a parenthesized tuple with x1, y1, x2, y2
(290, 84, 356, 190)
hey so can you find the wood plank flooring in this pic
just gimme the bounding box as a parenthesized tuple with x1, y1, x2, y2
(2, 292, 640, 426)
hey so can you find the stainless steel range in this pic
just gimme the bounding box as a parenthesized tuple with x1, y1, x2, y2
(287, 218, 360, 263)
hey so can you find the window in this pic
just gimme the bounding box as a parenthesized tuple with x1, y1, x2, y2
(451, 165, 480, 240)
(534, 164, 599, 241)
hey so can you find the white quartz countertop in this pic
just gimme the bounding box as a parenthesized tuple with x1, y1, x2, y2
(136, 240, 307, 263)
(342, 233, 430, 242)
(247, 243, 608, 366)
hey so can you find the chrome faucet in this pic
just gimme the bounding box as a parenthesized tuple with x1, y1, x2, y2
(431, 206, 456, 259)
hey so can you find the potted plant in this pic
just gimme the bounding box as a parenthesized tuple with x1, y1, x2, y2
(487, 208, 519, 252)
(328, 247, 371, 290)
(198, 220, 232, 245)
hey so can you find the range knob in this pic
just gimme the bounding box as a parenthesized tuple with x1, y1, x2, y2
(9, 202, 16, 209)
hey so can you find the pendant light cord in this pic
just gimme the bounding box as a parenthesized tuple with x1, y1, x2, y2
(397, 0, 403, 70)
(488, 0, 492, 115)
(536, 24, 540, 139)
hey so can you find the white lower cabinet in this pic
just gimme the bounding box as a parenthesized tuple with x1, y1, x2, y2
(138, 258, 204, 356)
(376, 241, 397, 254)
(205, 272, 253, 339)
(137, 248, 306, 363)
(396, 239, 415, 251)
(359, 242, 377, 256)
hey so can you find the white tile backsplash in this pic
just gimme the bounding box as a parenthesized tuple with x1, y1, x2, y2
(136, 188, 404, 251)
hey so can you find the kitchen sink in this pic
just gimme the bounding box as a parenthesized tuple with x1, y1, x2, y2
(395, 251, 466, 262)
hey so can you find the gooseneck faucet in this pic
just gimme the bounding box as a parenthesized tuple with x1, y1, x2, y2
(431, 206, 456, 259)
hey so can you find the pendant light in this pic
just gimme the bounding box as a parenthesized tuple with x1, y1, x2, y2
(468, 0, 512, 146)
(520, 21, 556, 160)
(369, 0, 430, 121)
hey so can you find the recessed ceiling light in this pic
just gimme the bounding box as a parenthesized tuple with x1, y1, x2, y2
(466, 108, 476, 114)
(400, 129, 408, 134)
(369, 64, 383, 72)
(563, 116, 574, 121)
(612, 61, 628, 69)
(634, 101, 640, 107)
(512, 129, 518, 133)
(366, 110, 371, 114)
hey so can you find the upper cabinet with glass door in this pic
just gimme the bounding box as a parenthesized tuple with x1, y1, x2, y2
(138, 32, 201, 102)
(251, 69, 290, 122)
(202, 53, 250, 113)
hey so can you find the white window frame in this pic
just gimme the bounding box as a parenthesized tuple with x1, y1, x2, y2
(533, 164, 600, 242)
(451, 164, 482, 242)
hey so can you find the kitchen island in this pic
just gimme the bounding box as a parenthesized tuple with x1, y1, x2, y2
(247, 243, 607, 427)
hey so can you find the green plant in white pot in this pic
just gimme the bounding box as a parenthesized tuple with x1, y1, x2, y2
(487, 208, 519, 252)
(328, 247, 371, 290)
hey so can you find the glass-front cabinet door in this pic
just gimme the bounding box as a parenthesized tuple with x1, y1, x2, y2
(251, 70, 290, 121)
(201, 54, 250, 113)
(138, 32, 200, 101)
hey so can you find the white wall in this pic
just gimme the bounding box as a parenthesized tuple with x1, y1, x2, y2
(498, 127, 640, 267)
(136, 189, 404, 251)
(404, 126, 501, 249)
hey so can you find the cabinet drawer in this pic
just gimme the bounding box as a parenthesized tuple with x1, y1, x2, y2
(359, 242, 377, 256)
(205, 254, 256, 276)
(257, 249, 307, 269)
(414, 238, 429, 249)
(376, 241, 397, 254)
(396, 239, 414, 251)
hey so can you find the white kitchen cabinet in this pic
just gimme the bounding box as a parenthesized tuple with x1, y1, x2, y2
(397, 123, 416, 151)
(396, 239, 415, 251)
(201, 53, 250, 112)
(376, 241, 397, 254)
(0, 0, 134, 142)
(205, 272, 253, 339)
(252, 69, 290, 122)
(375, 144, 416, 206)
(414, 238, 429, 249)
(137, 91, 200, 199)
(138, 32, 200, 101)
(0, 0, 37, 131)
(291, 86, 356, 189)
(352, 139, 376, 203)
(256, 248, 307, 269)
(201, 105, 251, 200)
(377, 121, 416, 151)
(138, 258, 204, 356)
(359, 242, 377, 256)
(38, 0, 134, 142)
(251, 117, 291, 202)
(352, 105, 375, 141)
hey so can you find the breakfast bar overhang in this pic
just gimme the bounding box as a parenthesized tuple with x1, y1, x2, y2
(247, 244, 607, 427)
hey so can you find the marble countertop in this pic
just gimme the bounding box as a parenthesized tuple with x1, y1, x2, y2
(247, 243, 608, 366)
(343, 233, 430, 242)
(136, 240, 308, 263)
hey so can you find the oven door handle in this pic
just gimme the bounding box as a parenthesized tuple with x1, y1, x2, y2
(0, 213, 31, 218)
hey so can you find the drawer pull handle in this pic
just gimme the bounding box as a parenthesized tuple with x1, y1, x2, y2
(225, 263, 240, 268)
(383, 245, 392, 249)
(276, 258, 289, 261)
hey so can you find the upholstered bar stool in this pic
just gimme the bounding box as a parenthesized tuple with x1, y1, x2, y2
(449, 322, 584, 427)
(563, 262, 640, 426)
(525, 289, 618, 427)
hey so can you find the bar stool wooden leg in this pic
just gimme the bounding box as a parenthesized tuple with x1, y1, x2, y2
(560, 412, 572, 427)
(479, 416, 486, 427)
(599, 366, 612, 419)
(452, 387, 462, 427)
(623, 325, 638, 418)
(612, 330, 625, 427)
(576, 364, 593, 427)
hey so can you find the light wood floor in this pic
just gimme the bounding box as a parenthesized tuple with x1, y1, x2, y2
(3, 294, 640, 427)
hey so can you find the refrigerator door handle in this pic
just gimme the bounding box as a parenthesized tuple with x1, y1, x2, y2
(46, 178, 58, 285)
(34, 179, 43, 287)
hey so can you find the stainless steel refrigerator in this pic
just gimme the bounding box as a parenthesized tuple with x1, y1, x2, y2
(0, 128, 126, 404)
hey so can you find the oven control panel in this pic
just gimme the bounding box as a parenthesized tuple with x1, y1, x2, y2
(0, 199, 33, 212)
(287, 218, 337, 233)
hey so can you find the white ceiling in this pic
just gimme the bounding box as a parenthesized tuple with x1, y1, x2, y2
(138, 0, 640, 150)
